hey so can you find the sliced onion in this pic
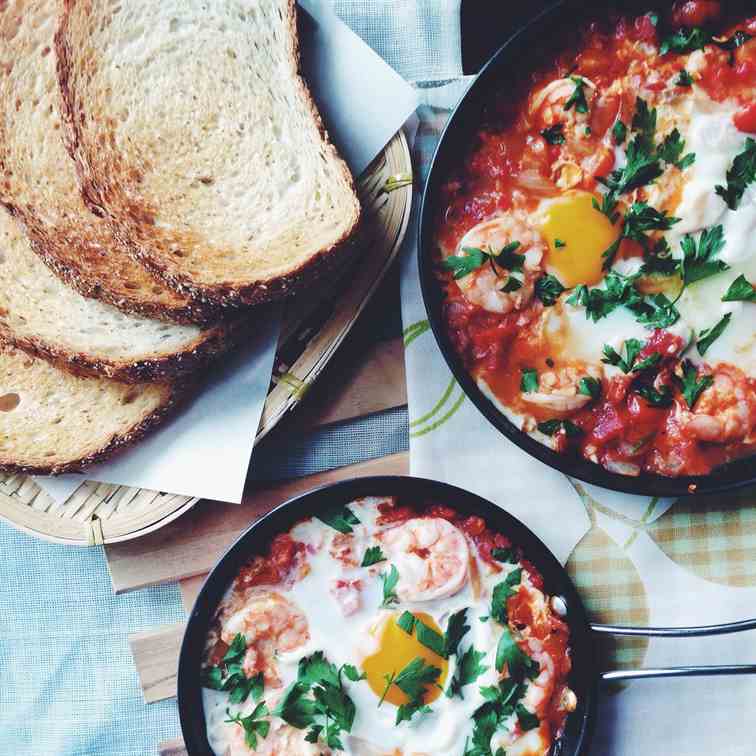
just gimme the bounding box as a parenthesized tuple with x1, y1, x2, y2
(603, 458, 641, 476)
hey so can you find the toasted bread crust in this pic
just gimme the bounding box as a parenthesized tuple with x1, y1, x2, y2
(0, 320, 233, 384)
(0, 342, 192, 475)
(0, 1, 217, 326)
(55, 0, 362, 310)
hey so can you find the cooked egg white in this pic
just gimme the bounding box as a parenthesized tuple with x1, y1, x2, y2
(203, 498, 557, 756)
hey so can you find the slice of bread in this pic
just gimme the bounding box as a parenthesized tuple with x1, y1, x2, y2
(56, 0, 361, 309)
(0, 341, 182, 474)
(0, 0, 216, 325)
(0, 207, 231, 383)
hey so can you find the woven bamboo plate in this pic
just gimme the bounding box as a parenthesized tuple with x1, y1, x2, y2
(0, 130, 413, 547)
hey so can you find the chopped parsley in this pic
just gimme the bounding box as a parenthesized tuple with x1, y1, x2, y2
(446, 646, 488, 699)
(578, 376, 602, 399)
(612, 119, 627, 144)
(495, 626, 540, 680)
(679, 225, 729, 287)
(537, 418, 582, 437)
(640, 237, 679, 277)
(388, 657, 441, 725)
(715, 137, 756, 211)
(633, 292, 680, 329)
(554, 238, 567, 248)
(540, 123, 566, 145)
(605, 201, 681, 269)
(415, 618, 446, 658)
(500, 275, 523, 293)
(360, 545, 386, 567)
(225, 702, 270, 750)
(380, 564, 400, 607)
(636, 384, 673, 407)
(660, 26, 711, 55)
(656, 128, 696, 170)
(520, 368, 539, 393)
(567, 270, 642, 321)
(397, 610, 416, 634)
(317, 506, 360, 534)
(602, 339, 660, 374)
(722, 274, 756, 303)
(660, 27, 753, 64)
(675, 360, 713, 408)
(676, 69, 694, 87)
(465, 679, 527, 756)
(442, 242, 524, 280)
(275, 652, 359, 750)
(491, 546, 518, 564)
(445, 609, 471, 658)
(534, 274, 565, 306)
(697, 313, 731, 355)
(516, 703, 541, 732)
(564, 75, 589, 114)
(490, 568, 521, 624)
(203, 634, 265, 705)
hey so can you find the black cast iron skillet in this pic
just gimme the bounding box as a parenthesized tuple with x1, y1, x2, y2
(177, 476, 756, 755)
(419, 0, 756, 498)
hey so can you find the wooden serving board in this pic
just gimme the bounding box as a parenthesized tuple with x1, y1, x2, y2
(0, 131, 412, 546)
(127, 452, 410, 704)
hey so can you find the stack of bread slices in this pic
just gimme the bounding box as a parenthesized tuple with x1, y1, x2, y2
(0, 0, 360, 474)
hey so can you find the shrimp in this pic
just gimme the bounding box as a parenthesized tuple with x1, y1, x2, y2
(530, 77, 598, 128)
(330, 578, 363, 617)
(679, 366, 756, 444)
(450, 216, 546, 314)
(225, 716, 329, 756)
(377, 517, 469, 602)
(521, 639, 556, 717)
(522, 365, 603, 413)
(491, 725, 551, 756)
(221, 591, 309, 687)
(329, 531, 359, 568)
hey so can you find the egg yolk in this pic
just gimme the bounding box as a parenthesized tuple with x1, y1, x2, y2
(362, 612, 448, 706)
(540, 190, 620, 288)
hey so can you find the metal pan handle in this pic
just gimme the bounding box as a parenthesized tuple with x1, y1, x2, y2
(590, 618, 756, 681)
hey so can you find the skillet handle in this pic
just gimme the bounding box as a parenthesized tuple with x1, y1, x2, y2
(601, 665, 756, 682)
(590, 617, 756, 638)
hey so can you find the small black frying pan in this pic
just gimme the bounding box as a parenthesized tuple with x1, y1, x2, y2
(177, 476, 756, 755)
(419, 0, 756, 498)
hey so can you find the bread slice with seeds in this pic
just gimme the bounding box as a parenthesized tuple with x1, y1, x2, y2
(0, 342, 182, 474)
(0, 207, 231, 383)
(0, 0, 219, 325)
(56, 0, 361, 309)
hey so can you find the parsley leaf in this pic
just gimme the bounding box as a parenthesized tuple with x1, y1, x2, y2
(520, 368, 539, 393)
(442, 242, 525, 280)
(656, 128, 695, 170)
(388, 657, 442, 725)
(341, 664, 365, 682)
(317, 506, 360, 534)
(578, 376, 602, 399)
(500, 275, 522, 293)
(495, 626, 540, 680)
(608, 202, 680, 269)
(415, 619, 447, 658)
(722, 274, 756, 302)
(516, 703, 541, 732)
(676, 69, 694, 86)
(540, 123, 566, 145)
(613, 119, 627, 144)
(564, 76, 589, 114)
(555, 238, 567, 248)
(277, 652, 359, 750)
(679, 226, 729, 287)
(202, 634, 265, 705)
(602, 338, 645, 374)
(592, 191, 620, 225)
(491, 568, 521, 624)
(397, 610, 416, 635)
(636, 384, 673, 407)
(632, 292, 680, 329)
(380, 564, 400, 608)
(537, 418, 582, 438)
(715, 137, 756, 211)
(225, 702, 270, 750)
(465, 680, 526, 756)
(675, 361, 714, 409)
(491, 547, 518, 564)
(567, 270, 643, 322)
(445, 609, 471, 658)
(534, 274, 565, 306)
(640, 237, 680, 277)
(446, 646, 488, 699)
(697, 313, 731, 355)
(360, 545, 386, 567)
(660, 26, 710, 55)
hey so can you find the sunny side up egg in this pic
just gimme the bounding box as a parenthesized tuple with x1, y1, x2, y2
(201, 497, 575, 756)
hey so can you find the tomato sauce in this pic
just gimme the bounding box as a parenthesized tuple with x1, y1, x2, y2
(435, 5, 756, 478)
